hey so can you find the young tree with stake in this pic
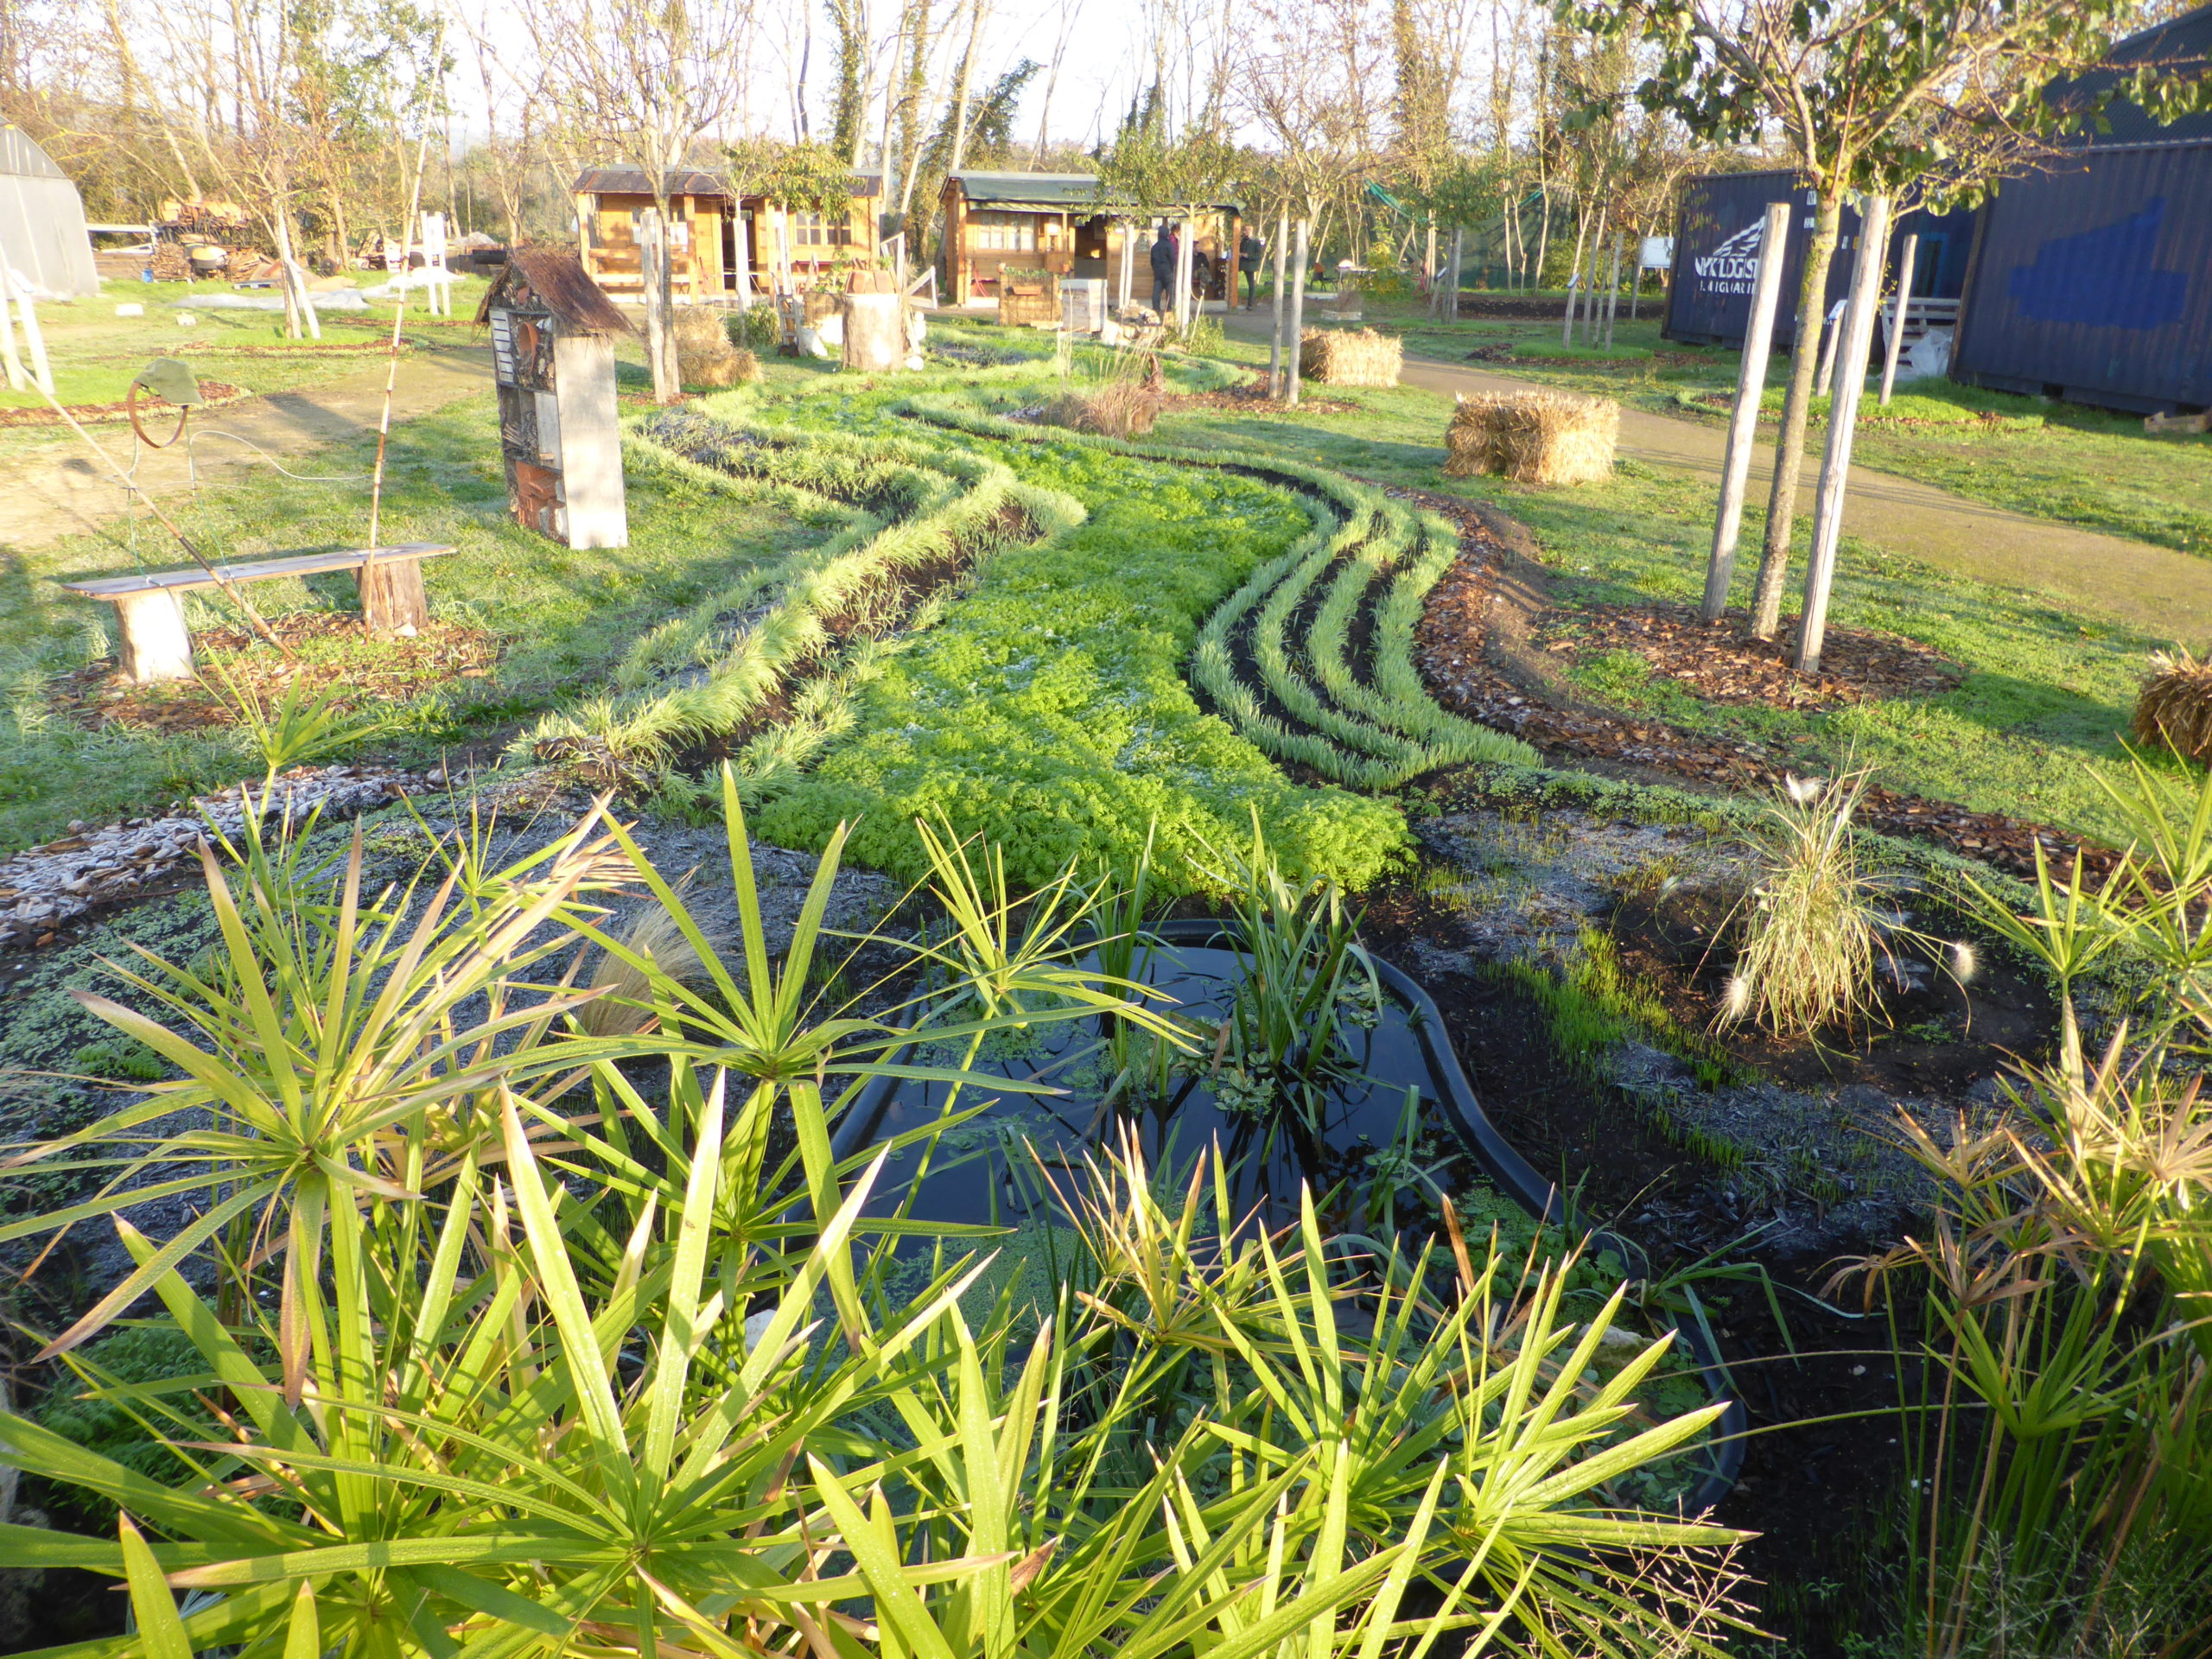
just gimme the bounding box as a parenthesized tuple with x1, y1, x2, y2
(1577, 0, 2210, 644)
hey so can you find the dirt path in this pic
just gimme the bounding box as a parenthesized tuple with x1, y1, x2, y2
(0, 342, 493, 554)
(1223, 313, 2212, 634)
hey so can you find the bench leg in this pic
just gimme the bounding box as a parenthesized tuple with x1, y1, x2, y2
(359, 556, 428, 632)
(112, 591, 196, 683)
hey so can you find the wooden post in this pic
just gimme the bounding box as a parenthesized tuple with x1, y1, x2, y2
(0, 264, 24, 392)
(1423, 216, 1436, 310)
(1446, 226, 1463, 321)
(359, 554, 429, 632)
(1702, 202, 1790, 623)
(1795, 195, 1891, 673)
(1268, 207, 1288, 398)
(113, 591, 197, 683)
(734, 207, 754, 309)
(1814, 296, 1846, 396)
(1175, 213, 1195, 333)
(1117, 219, 1135, 313)
(1287, 218, 1308, 408)
(1879, 232, 1918, 407)
(1561, 257, 1579, 348)
(1602, 237, 1623, 351)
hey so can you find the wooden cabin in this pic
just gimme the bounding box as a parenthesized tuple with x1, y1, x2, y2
(572, 166, 884, 300)
(940, 172, 1243, 307)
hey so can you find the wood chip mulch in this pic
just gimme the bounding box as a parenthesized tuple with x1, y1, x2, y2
(48, 613, 502, 735)
(1392, 482, 2121, 883)
(0, 382, 247, 428)
(1160, 373, 1356, 415)
(1535, 601, 1963, 711)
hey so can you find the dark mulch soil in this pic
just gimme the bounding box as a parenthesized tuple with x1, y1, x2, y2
(1397, 488, 2122, 883)
(1536, 600, 1964, 711)
(1160, 372, 1357, 415)
(48, 613, 502, 735)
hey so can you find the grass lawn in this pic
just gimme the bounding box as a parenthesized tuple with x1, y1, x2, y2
(0, 380, 833, 855)
(0, 276, 495, 461)
(1369, 302, 2212, 556)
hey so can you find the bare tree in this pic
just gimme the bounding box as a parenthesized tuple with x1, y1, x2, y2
(534, 0, 760, 403)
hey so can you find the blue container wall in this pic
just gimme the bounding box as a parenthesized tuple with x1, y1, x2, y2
(1952, 140, 2212, 414)
(1662, 170, 1974, 350)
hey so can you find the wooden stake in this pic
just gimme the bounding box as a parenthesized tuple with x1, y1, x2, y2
(1796, 195, 1892, 673)
(1879, 232, 1918, 407)
(1268, 207, 1288, 398)
(1814, 296, 1846, 396)
(1603, 237, 1622, 351)
(366, 125, 433, 582)
(1287, 219, 1308, 408)
(0, 264, 24, 392)
(1702, 203, 1790, 623)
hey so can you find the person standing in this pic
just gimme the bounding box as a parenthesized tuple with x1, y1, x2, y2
(1149, 223, 1179, 316)
(1239, 230, 1264, 309)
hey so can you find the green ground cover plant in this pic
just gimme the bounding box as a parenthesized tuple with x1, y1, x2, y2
(1377, 307, 2212, 556)
(747, 393, 1411, 891)
(1148, 365, 2183, 853)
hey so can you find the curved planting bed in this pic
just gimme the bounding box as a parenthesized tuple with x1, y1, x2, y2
(901, 397, 1536, 788)
(523, 407, 1084, 792)
(835, 918, 1745, 1516)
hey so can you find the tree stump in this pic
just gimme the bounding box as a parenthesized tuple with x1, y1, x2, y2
(841, 293, 908, 373)
(359, 554, 429, 632)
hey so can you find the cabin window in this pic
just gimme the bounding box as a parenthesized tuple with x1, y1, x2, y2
(966, 211, 1037, 252)
(793, 211, 854, 248)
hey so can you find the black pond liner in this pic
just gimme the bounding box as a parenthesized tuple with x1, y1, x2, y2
(830, 918, 1746, 1516)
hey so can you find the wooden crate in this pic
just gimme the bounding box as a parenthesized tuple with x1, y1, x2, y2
(998, 267, 1060, 327)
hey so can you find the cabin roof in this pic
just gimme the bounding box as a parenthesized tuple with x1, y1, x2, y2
(574, 165, 886, 200)
(947, 170, 1241, 213)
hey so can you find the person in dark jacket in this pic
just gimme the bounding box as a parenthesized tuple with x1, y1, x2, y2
(1149, 226, 1179, 315)
(1238, 232, 1264, 308)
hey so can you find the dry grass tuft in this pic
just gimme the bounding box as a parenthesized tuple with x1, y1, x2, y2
(576, 898, 724, 1036)
(1443, 390, 1619, 486)
(2133, 648, 2212, 763)
(1299, 327, 1402, 387)
(674, 308, 760, 388)
(1039, 380, 1162, 440)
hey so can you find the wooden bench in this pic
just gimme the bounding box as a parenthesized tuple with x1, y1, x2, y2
(61, 543, 456, 683)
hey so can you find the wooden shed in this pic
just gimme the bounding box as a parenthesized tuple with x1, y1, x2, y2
(573, 166, 885, 301)
(479, 249, 633, 550)
(939, 172, 1242, 308)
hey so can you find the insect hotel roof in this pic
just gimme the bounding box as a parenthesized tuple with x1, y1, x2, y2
(476, 247, 634, 336)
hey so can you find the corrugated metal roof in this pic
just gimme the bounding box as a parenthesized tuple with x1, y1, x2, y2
(2053, 3, 2212, 144)
(948, 170, 1240, 212)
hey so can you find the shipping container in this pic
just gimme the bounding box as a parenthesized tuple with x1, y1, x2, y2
(1949, 7, 2212, 414)
(1662, 169, 1974, 352)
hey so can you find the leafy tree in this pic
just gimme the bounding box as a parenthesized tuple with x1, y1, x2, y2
(1579, 0, 2212, 641)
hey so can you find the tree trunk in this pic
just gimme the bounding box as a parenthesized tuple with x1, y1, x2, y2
(945, 0, 989, 175)
(1750, 189, 1842, 640)
(643, 202, 674, 403)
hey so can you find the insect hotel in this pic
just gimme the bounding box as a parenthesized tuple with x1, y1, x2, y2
(480, 249, 632, 550)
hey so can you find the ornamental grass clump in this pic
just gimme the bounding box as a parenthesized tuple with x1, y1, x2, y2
(2132, 646, 2212, 763)
(1718, 767, 1889, 1035)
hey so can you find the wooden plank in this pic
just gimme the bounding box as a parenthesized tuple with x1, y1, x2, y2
(61, 543, 456, 599)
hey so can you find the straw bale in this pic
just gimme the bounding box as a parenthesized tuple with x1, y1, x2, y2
(1299, 327, 1402, 387)
(1440, 390, 1618, 486)
(2134, 649, 2212, 763)
(674, 307, 759, 388)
